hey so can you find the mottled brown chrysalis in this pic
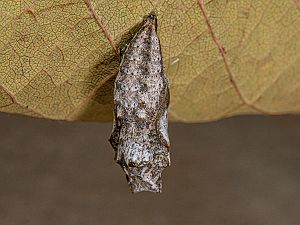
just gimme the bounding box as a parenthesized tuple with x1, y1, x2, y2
(109, 15, 170, 193)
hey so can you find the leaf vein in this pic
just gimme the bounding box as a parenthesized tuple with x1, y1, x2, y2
(197, 0, 273, 115)
(83, 0, 120, 60)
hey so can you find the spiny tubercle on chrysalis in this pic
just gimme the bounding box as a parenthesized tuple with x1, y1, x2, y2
(109, 14, 170, 193)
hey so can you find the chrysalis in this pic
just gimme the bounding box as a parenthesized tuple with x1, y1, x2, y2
(109, 15, 170, 193)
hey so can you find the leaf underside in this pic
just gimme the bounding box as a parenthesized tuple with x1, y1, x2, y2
(0, 0, 299, 122)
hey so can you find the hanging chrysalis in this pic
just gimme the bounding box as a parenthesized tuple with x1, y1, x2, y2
(109, 15, 170, 193)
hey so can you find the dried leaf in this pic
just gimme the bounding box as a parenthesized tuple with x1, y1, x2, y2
(0, 0, 299, 122)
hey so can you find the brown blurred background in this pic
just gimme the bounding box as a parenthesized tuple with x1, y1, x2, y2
(0, 113, 299, 225)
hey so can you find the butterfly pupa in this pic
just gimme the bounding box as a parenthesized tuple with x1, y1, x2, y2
(109, 15, 170, 193)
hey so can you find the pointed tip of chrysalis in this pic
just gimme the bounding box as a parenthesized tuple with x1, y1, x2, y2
(145, 13, 158, 31)
(121, 163, 167, 194)
(129, 177, 162, 194)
